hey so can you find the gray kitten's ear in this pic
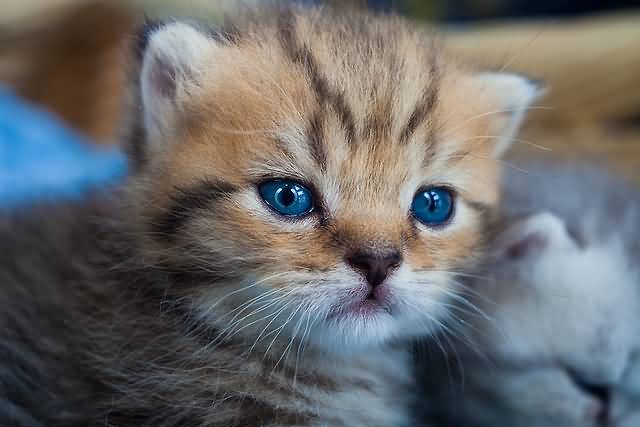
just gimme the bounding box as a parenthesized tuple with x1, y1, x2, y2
(140, 22, 217, 147)
(473, 72, 546, 157)
(495, 212, 568, 261)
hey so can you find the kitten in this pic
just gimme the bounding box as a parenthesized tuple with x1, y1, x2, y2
(416, 162, 640, 427)
(0, 6, 541, 427)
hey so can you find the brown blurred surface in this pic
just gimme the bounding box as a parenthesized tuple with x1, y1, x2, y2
(444, 13, 640, 183)
(507, 124, 640, 183)
(0, 0, 135, 142)
(446, 13, 640, 125)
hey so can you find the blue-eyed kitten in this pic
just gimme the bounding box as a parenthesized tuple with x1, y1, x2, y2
(0, 5, 541, 426)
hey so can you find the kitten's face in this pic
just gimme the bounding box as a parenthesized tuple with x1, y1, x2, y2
(424, 213, 640, 427)
(128, 10, 540, 353)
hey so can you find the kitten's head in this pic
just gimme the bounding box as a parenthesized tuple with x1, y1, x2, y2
(125, 8, 541, 353)
(422, 212, 640, 427)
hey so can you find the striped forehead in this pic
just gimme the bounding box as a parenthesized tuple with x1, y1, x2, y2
(168, 9, 444, 184)
(274, 9, 441, 161)
(266, 11, 442, 203)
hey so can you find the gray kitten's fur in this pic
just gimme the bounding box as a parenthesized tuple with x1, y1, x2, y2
(416, 162, 640, 427)
(500, 161, 640, 256)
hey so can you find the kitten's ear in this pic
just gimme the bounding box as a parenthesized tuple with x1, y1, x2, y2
(495, 212, 568, 261)
(140, 22, 216, 147)
(473, 72, 545, 157)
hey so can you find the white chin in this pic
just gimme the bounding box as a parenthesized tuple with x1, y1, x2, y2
(302, 296, 449, 353)
(306, 310, 401, 353)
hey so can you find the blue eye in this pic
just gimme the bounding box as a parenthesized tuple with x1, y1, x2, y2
(259, 180, 314, 217)
(411, 187, 455, 226)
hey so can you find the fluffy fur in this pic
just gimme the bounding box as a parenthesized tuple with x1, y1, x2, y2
(416, 162, 640, 427)
(0, 5, 540, 426)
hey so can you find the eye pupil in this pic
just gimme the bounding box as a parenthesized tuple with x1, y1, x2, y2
(411, 187, 454, 226)
(277, 187, 297, 207)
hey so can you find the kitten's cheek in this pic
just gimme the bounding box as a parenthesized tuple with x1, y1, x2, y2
(407, 201, 482, 267)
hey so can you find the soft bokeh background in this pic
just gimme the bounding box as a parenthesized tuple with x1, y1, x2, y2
(1, 0, 639, 184)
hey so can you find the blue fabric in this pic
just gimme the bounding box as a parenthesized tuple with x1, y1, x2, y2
(0, 90, 128, 208)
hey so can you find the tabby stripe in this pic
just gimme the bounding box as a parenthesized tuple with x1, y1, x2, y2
(151, 179, 239, 238)
(363, 96, 393, 142)
(399, 50, 440, 149)
(399, 86, 438, 146)
(467, 200, 490, 213)
(307, 111, 327, 170)
(278, 10, 357, 146)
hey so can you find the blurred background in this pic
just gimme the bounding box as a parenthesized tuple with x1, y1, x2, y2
(1, 0, 639, 189)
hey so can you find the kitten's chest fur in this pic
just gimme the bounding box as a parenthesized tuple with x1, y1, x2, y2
(281, 348, 413, 427)
(98, 309, 414, 427)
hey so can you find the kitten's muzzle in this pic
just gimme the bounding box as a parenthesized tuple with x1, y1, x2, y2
(345, 250, 402, 289)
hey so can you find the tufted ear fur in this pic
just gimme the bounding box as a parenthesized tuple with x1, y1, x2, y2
(472, 72, 545, 157)
(495, 212, 572, 261)
(139, 22, 217, 149)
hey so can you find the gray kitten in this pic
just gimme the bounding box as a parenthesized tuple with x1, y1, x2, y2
(416, 161, 640, 427)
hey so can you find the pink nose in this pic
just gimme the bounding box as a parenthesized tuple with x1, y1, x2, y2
(346, 251, 401, 287)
